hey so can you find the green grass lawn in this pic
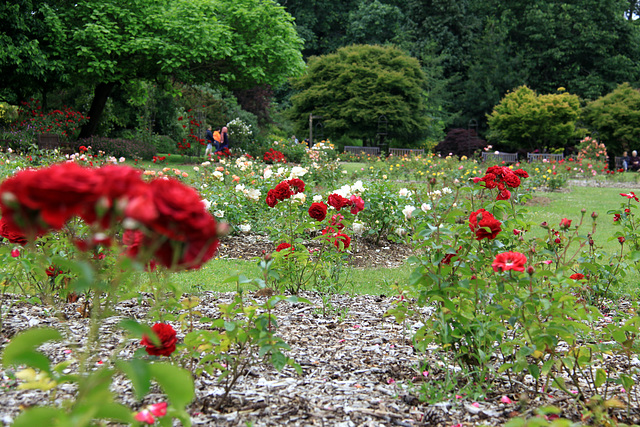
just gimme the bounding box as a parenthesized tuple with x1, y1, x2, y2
(523, 186, 630, 252)
(168, 185, 639, 297)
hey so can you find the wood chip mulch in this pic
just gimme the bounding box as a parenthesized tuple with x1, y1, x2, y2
(1, 291, 639, 426)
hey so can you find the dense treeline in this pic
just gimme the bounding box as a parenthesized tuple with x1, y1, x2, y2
(2, 0, 640, 154)
(283, 0, 640, 133)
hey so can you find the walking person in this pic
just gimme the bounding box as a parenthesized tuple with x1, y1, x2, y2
(213, 127, 221, 151)
(220, 126, 229, 150)
(204, 126, 214, 157)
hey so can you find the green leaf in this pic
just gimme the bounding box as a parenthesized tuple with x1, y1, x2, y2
(119, 319, 160, 346)
(116, 359, 151, 399)
(13, 407, 68, 426)
(149, 363, 195, 408)
(595, 368, 607, 389)
(2, 327, 61, 373)
(92, 402, 134, 423)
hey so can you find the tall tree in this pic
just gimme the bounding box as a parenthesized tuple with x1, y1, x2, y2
(288, 45, 434, 145)
(1, 0, 305, 138)
(0, 0, 70, 105)
(582, 82, 640, 155)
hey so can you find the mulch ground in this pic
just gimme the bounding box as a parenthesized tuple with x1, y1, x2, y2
(1, 231, 639, 425)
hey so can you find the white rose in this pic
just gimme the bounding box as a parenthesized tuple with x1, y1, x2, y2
(421, 203, 431, 212)
(402, 205, 416, 220)
(352, 222, 365, 236)
(313, 195, 323, 203)
(246, 189, 262, 202)
(213, 210, 225, 218)
(399, 188, 412, 197)
(239, 224, 251, 233)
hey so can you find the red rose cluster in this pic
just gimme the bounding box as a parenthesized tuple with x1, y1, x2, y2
(265, 178, 306, 208)
(327, 193, 364, 215)
(472, 166, 529, 200)
(263, 148, 287, 164)
(0, 163, 219, 270)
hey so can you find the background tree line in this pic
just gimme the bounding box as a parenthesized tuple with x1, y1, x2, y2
(2, 0, 640, 156)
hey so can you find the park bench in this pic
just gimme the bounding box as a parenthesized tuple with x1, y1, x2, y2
(344, 145, 380, 156)
(388, 148, 424, 157)
(481, 151, 518, 163)
(37, 133, 74, 154)
(527, 153, 564, 162)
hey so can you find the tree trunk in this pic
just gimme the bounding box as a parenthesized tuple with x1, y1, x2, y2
(78, 82, 117, 140)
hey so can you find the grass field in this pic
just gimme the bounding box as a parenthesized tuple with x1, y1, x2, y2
(167, 185, 640, 298)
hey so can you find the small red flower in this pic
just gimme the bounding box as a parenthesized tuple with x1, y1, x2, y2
(559, 218, 572, 229)
(276, 242, 294, 252)
(620, 192, 639, 202)
(570, 273, 585, 280)
(140, 323, 177, 357)
(492, 251, 527, 272)
(349, 195, 365, 214)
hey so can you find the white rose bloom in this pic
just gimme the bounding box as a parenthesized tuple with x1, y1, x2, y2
(292, 193, 306, 204)
(201, 161, 211, 166)
(402, 205, 416, 220)
(442, 187, 452, 194)
(239, 223, 251, 233)
(213, 210, 225, 218)
(421, 203, 432, 212)
(313, 195, 323, 203)
(395, 227, 406, 236)
(276, 167, 287, 177)
(351, 180, 366, 193)
(352, 222, 365, 236)
(263, 168, 273, 179)
(289, 166, 308, 178)
(235, 184, 246, 192)
(246, 188, 262, 201)
(119, 157, 126, 163)
(202, 199, 212, 209)
(193, 166, 200, 172)
(213, 171, 224, 181)
(399, 188, 412, 197)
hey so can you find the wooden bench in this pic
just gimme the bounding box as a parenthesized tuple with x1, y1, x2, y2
(527, 153, 564, 162)
(388, 148, 425, 157)
(37, 133, 74, 154)
(344, 145, 380, 156)
(481, 151, 518, 163)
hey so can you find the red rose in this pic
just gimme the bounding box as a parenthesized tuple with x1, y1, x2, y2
(81, 165, 145, 227)
(559, 218, 572, 229)
(287, 178, 305, 194)
(308, 202, 328, 221)
(126, 178, 217, 242)
(327, 193, 350, 211)
(0, 217, 28, 245)
(502, 172, 521, 188)
(275, 242, 294, 255)
(570, 273, 585, 280)
(140, 323, 177, 357)
(273, 181, 293, 201)
(620, 192, 639, 202)
(468, 209, 502, 240)
(0, 163, 104, 234)
(496, 189, 511, 200)
(513, 169, 529, 178)
(333, 232, 351, 251)
(349, 195, 365, 214)
(491, 251, 527, 272)
(266, 190, 278, 208)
